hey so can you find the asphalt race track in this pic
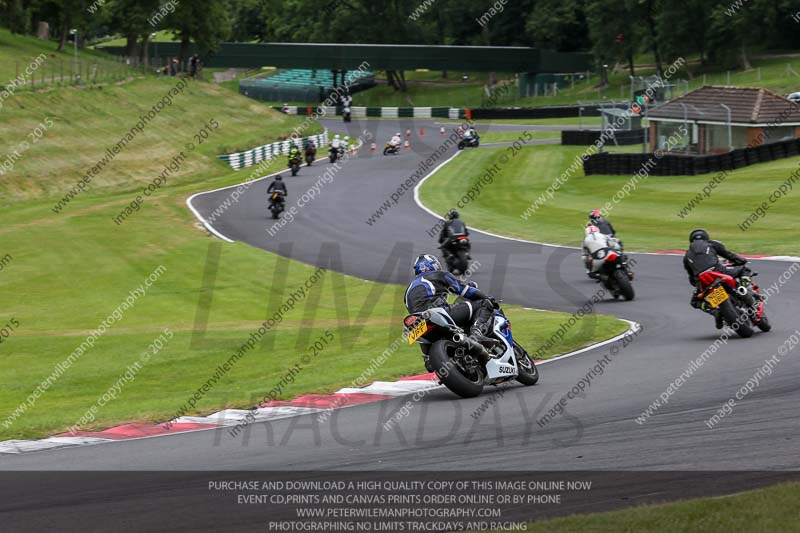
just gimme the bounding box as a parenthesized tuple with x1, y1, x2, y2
(3, 118, 800, 529)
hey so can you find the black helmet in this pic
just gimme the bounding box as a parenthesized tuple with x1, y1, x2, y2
(276, 175, 283, 181)
(447, 209, 459, 220)
(689, 229, 709, 242)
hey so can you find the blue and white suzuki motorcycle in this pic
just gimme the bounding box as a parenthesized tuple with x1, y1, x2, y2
(404, 302, 539, 398)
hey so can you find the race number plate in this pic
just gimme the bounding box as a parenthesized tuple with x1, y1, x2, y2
(407, 320, 428, 344)
(706, 286, 729, 308)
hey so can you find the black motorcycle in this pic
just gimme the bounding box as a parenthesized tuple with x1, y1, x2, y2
(383, 142, 400, 156)
(269, 191, 286, 219)
(329, 145, 343, 164)
(457, 134, 480, 150)
(440, 235, 471, 275)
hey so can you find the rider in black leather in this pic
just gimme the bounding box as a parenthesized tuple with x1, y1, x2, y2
(405, 254, 497, 339)
(267, 175, 287, 195)
(438, 209, 469, 244)
(588, 209, 616, 237)
(683, 229, 747, 284)
(438, 209, 470, 264)
(683, 229, 749, 328)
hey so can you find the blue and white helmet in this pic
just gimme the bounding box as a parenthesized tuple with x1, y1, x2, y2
(413, 254, 442, 275)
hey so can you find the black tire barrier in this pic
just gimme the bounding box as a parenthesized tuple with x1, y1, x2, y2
(584, 137, 800, 176)
(470, 102, 628, 120)
(562, 128, 645, 146)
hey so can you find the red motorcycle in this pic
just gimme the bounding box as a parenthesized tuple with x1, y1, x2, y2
(695, 263, 770, 338)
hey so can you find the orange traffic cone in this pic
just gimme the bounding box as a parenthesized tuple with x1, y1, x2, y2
(404, 140, 410, 151)
(406, 129, 411, 138)
(420, 128, 425, 136)
(370, 142, 376, 152)
(440, 127, 445, 135)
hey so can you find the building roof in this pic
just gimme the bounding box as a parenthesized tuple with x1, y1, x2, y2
(648, 86, 800, 125)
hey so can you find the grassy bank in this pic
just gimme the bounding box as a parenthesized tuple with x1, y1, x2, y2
(418, 144, 798, 256)
(0, 27, 142, 88)
(0, 74, 628, 440)
(486, 482, 800, 533)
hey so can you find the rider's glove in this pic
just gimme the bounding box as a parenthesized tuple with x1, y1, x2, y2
(488, 297, 500, 309)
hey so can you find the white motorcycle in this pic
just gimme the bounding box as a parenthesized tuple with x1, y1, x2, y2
(582, 233, 635, 300)
(404, 300, 539, 398)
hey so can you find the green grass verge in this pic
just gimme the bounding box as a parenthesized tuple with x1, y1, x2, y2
(418, 144, 798, 256)
(0, 73, 628, 440)
(488, 482, 800, 533)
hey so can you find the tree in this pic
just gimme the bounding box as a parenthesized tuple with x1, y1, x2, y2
(527, 0, 589, 52)
(707, 0, 779, 70)
(585, 0, 641, 82)
(167, 0, 231, 60)
(107, 0, 159, 58)
(656, 0, 712, 67)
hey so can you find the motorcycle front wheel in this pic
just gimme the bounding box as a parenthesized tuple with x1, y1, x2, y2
(513, 342, 539, 386)
(429, 339, 484, 398)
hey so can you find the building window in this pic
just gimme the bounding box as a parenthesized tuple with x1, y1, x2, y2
(656, 122, 689, 152)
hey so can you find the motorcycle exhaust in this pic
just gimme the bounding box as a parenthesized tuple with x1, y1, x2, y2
(736, 286, 749, 296)
(453, 333, 492, 362)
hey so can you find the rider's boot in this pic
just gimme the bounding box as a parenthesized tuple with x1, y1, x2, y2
(469, 323, 493, 345)
(714, 311, 724, 330)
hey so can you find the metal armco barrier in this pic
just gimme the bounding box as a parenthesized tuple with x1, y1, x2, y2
(217, 131, 329, 170)
(274, 106, 465, 119)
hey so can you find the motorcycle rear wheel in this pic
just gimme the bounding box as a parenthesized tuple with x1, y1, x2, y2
(429, 339, 484, 398)
(613, 270, 635, 301)
(719, 300, 753, 338)
(454, 250, 469, 274)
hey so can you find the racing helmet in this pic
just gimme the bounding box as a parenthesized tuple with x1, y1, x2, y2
(447, 209, 459, 220)
(413, 254, 442, 275)
(589, 209, 602, 221)
(334, 134, 340, 139)
(689, 229, 709, 242)
(275, 175, 282, 181)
